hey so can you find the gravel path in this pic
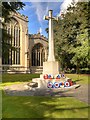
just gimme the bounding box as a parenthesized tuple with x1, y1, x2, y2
(3, 82, 89, 104)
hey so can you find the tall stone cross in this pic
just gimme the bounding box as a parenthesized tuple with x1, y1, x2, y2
(44, 10, 58, 62)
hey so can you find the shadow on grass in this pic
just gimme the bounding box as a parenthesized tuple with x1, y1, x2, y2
(1, 118, 89, 120)
(53, 106, 89, 111)
(73, 79, 83, 82)
(2, 73, 89, 119)
(3, 86, 79, 97)
(3, 89, 73, 97)
(2, 88, 89, 118)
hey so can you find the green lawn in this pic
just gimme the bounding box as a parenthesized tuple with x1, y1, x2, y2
(66, 74, 89, 84)
(2, 73, 40, 83)
(1, 73, 40, 88)
(1, 73, 89, 118)
(2, 93, 89, 118)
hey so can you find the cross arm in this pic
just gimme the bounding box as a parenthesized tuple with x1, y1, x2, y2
(43, 15, 59, 21)
(52, 16, 59, 21)
(43, 15, 49, 20)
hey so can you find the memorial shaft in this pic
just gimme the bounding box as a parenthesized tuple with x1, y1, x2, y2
(47, 10, 55, 61)
(43, 10, 59, 76)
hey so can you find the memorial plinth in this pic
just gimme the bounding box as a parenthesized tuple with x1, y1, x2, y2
(43, 61, 59, 76)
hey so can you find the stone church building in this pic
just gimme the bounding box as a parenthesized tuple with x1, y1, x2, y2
(2, 12, 48, 73)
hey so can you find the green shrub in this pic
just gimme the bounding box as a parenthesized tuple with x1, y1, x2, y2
(79, 68, 90, 74)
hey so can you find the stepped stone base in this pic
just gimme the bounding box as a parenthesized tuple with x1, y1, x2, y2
(32, 61, 60, 89)
(32, 78, 68, 89)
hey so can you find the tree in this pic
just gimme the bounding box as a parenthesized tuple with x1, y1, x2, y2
(2, 2, 25, 22)
(53, 2, 89, 70)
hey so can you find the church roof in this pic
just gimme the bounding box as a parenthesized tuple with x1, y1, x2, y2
(29, 33, 48, 42)
(10, 12, 28, 22)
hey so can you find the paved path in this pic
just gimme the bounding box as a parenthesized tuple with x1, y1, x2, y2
(3, 82, 89, 104)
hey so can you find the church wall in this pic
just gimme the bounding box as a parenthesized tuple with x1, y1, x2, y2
(29, 34, 48, 67)
(2, 12, 29, 73)
(12, 13, 29, 72)
(2, 12, 48, 73)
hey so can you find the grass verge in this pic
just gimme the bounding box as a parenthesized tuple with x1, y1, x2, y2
(2, 73, 40, 83)
(1, 73, 89, 119)
(65, 74, 89, 84)
(2, 92, 89, 118)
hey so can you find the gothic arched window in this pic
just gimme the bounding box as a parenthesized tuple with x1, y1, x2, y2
(2, 26, 11, 64)
(13, 22, 20, 64)
(2, 18, 21, 65)
(31, 43, 45, 66)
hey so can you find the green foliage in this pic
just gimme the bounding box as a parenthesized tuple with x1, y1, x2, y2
(53, 2, 89, 69)
(70, 30, 89, 66)
(2, 2, 25, 22)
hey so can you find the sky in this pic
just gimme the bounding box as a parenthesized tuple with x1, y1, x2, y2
(19, 0, 80, 37)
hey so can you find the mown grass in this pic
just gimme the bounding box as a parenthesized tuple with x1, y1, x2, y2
(2, 73, 40, 83)
(1, 73, 89, 119)
(2, 92, 89, 118)
(65, 74, 89, 84)
(0, 74, 40, 90)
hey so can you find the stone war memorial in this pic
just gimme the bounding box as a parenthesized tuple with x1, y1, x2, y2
(28, 10, 80, 91)
(2, 2, 88, 119)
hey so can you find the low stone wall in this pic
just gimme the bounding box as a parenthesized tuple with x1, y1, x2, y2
(30, 66, 43, 74)
(0, 65, 30, 73)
